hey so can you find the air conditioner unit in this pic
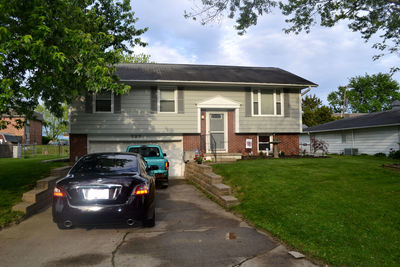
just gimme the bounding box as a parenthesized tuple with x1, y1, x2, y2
(344, 148, 358, 155)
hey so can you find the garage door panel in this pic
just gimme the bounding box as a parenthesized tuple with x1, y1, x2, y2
(89, 140, 183, 176)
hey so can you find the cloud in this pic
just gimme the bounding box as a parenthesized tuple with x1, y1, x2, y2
(132, 0, 399, 103)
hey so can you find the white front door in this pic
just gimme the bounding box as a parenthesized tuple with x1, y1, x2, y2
(206, 112, 228, 153)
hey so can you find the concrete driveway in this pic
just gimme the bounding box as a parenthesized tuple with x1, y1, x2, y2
(0, 178, 315, 267)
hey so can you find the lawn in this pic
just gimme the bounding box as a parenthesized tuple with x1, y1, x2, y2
(0, 156, 68, 227)
(212, 155, 400, 266)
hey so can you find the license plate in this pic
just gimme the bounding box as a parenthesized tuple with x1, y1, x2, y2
(84, 189, 109, 200)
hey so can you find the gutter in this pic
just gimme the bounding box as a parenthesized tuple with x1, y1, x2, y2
(120, 79, 318, 88)
(304, 123, 400, 133)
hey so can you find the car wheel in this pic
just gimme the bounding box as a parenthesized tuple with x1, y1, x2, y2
(57, 222, 73, 230)
(143, 210, 155, 227)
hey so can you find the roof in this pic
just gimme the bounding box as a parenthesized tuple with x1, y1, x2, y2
(1, 111, 43, 121)
(115, 63, 317, 87)
(304, 109, 400, 133)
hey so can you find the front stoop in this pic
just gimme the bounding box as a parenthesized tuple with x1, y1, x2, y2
(12, 166, 71, 218)
(185, 163, 239, 208)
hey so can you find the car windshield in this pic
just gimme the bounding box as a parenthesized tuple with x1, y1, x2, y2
(128, 146, 160, 157)
(71, 154, 139, 174)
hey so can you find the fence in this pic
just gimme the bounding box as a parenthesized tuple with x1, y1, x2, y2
(20, 144, 69, 158)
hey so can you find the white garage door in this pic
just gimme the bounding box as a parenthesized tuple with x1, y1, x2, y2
(88, 140, 184, 177)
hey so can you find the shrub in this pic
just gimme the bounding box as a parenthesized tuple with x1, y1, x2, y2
(388, 149, 400, 159)
(311, 138, 328, 153)
(374, 152, 387, 158)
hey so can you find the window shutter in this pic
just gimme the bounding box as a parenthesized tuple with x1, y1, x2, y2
(114, 94, 121, 114)
(284, 89, 290, 117)
(177, 87, 184, 114)
(150, 86, 158, 113)
(85, 93, 93, 113)
(245, 87, 251, 117)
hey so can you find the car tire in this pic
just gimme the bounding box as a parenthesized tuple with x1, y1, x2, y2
(143, 210, 155, 227)
(57, 222, 73, 230)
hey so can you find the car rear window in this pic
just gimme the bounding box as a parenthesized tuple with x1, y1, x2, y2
(128, 146, 160, 157)
(72, 154, 139, 174)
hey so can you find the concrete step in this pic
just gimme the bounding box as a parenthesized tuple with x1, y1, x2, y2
(50, 166, 71, 177)
(219, 195, 239, 207)
(22, 188, 49, 203)
(212, 183, 231, 196)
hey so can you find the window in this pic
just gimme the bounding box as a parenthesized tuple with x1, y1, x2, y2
(94, 91, 113, 112)
(341, 132, 346, 143)
(258, 135, 271, 151)
(159, 88, 176, 113)
(252, 89, 283, 116)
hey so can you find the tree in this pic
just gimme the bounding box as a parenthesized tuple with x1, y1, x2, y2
(120, 53, 154, 63)
(328, 73, 400, 113)
(36, 104, 68, 142)
(302, 94, 335, 127)
(0, 0, 147, 126)
(186, 1, 400, 67)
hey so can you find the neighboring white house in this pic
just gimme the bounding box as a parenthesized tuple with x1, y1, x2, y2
(300, 101, 400, 155)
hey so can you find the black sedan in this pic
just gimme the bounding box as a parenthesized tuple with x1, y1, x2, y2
(52, 153, 155, 229)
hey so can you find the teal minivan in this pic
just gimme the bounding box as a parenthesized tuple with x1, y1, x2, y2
(126, 145, 169, 188)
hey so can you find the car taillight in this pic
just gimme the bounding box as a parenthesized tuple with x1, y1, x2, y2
(53, 187, 66, 197)
(165, 161, 169, 170)
(133, 184, 149, 195)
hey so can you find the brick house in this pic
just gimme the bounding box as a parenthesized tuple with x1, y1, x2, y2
(69, 63, 317, 176)
(0, 112, 43, 144)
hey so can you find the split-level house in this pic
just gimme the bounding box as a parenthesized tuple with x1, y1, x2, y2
(69, 63, 317, 176)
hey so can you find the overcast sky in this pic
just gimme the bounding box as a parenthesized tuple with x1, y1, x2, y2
(131, 0, 399, 103)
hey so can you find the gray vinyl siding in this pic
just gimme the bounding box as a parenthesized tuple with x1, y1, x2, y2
(300, 126, 400, 155)
(70, 86, 301, 134)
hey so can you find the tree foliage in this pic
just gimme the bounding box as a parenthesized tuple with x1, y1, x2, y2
(186, 0, 400, 66)
(0, 0, 147, 123)
(328, 73, 400, 113)
(302, 94, 335, 127)
(36, 104, 68, 142)
(120, 53, 154, 63)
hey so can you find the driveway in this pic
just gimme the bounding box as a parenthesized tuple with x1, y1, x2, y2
(0, 178, 315, 267)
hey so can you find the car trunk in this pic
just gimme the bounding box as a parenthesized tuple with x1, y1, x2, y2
(63, 174, 145, 206)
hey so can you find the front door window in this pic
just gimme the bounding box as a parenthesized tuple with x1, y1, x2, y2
(207, 112, 227, 152)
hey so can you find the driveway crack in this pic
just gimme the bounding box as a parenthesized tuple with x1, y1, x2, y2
(111, 232, 129, 267)
(231, 254, 258, 267)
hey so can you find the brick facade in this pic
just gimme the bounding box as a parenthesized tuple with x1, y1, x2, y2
(183, 134, 201, 151)
(70, 134, 87, 162)
(274, 133, 299, 155)
(0, 117, 42, 144)
(29, 119, 42, 144)
(227, 111, 257, 155)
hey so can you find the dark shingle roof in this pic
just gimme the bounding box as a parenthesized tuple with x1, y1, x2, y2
(115, 63, 317, 87)
(304, 109, 400, 132)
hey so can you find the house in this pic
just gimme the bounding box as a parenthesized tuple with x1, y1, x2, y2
(0, 111, 43, 144)
(69, 63, 317, 176)
(300, 100, 400, 155)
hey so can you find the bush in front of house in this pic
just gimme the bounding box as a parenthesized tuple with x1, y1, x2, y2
(374, 152, 387, 158)
(388, 149, 400, 159)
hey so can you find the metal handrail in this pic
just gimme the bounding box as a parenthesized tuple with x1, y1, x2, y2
(209, 133, 217, 162)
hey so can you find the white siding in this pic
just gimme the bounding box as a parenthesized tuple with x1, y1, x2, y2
(300, 126, 400, 155)
(70, 86, 301, 134)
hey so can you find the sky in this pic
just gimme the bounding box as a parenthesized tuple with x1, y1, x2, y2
(130, 0, 399, 104)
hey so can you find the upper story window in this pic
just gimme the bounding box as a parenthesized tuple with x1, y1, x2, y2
(158, 87, 177, 113)
(94, 91, 113, 113)
(251, 89, 283, 116)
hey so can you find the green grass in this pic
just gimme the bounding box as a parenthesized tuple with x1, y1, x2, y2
(0, 156, 67, 227)
(212, 155, 400, 266)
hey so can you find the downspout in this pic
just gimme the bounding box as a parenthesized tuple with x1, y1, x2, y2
(352, 130, 355, 149)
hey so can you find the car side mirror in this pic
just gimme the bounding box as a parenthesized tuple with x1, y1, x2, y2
(163, 153, 167, 156)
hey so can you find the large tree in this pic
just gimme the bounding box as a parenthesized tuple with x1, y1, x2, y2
(36, 104, 68, 142)
(186, 1, 400, 67)
(0, 0, 147, 129)
(328, 73, 400, 113)
(302, 94, 335, 127)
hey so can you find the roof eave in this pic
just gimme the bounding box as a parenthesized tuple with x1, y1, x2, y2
(304, 123, 400, 133)
(119, 79, 318, 88)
